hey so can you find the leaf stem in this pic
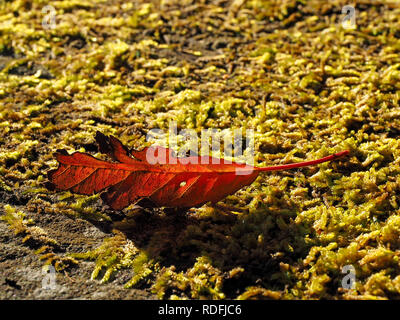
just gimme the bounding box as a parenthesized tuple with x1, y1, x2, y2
(257, 150, 349, 172)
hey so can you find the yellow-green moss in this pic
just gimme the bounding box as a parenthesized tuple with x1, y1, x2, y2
(2, 0, 400, 300)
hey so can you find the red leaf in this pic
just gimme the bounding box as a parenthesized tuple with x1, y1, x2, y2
(47, 132, 349, 210)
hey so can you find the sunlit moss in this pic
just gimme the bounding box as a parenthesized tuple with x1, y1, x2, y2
(151, 256, 225, 299)
(1, 204, 31, 235)
(71, 231, 142, 283)
(2, 0, 400, 300)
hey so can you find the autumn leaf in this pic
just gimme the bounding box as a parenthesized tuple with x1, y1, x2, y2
(46, 132, 349, 210)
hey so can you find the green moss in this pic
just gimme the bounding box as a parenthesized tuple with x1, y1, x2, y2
(1, 204, 31, 235)
(151, 256, 225, 300)
(237, 287, 281, 300)
(1, 205, 77, 271)
(71, 231, 143, 283)
(125, 252, 154, 288)
(2, 0, 400, 300)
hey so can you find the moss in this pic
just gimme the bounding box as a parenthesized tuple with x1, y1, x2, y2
(1, 204, 31, 236)
(237, 287, 281, 300)
(68, 194, 112, 223)
(2, 0, 400, 300)
(151, 256, 225, 300)
(71, 230, 142, 283)
(38, 250, 78, 272)
(1, 204, 77, 271)
(125, 252, 154, 289)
